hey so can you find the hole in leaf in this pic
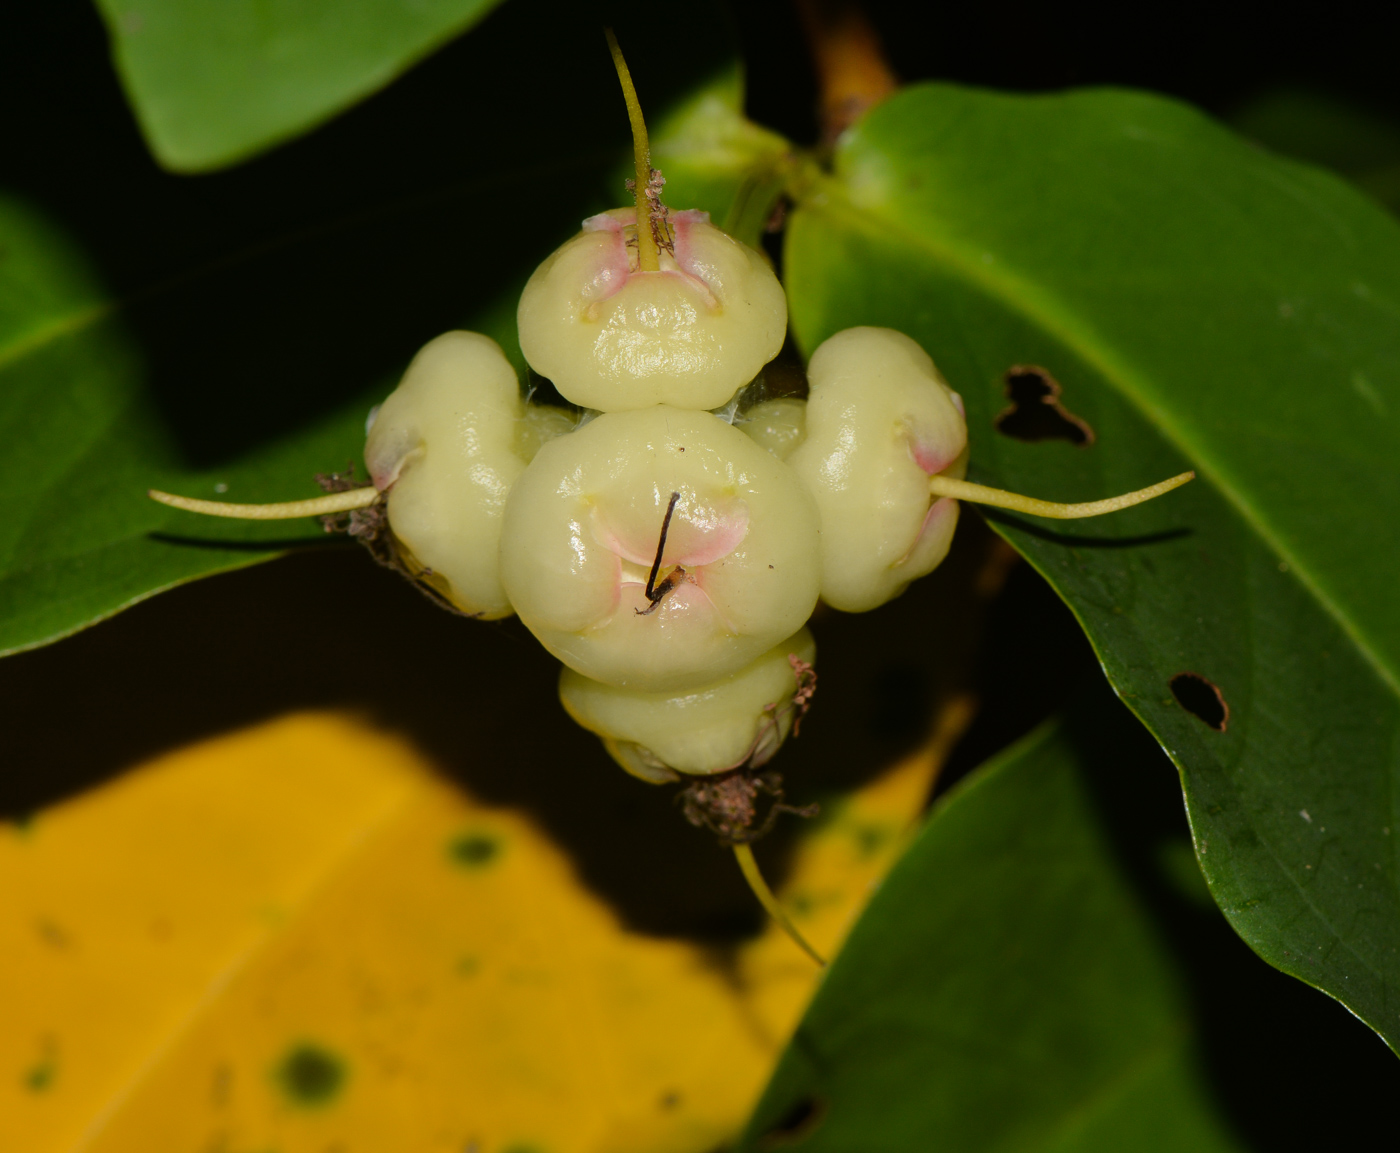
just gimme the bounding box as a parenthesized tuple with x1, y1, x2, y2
(1170, 672, 1229, 731)
(994, 366, 1096, 446)
(760, 1096, 827, 1147)
(273, 1043, 346, 1107)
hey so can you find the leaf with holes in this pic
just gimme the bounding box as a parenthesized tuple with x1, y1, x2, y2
(784, 83, 1400, 1052)
(93, 0, 506, 171)
(0, 37, 770, 658)
(739, 717, 1245, 1152)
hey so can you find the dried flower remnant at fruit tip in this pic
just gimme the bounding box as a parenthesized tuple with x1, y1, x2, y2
(679, 769, 817, 845)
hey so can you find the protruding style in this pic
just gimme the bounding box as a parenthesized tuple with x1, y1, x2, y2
(927, 470, 1195, 518)
(605, 28, 661, 273)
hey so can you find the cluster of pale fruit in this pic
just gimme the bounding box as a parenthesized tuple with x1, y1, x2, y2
(155, 196, 1186, 788)
(150, 43, 1189, 956)
(361, 207, 969, 791)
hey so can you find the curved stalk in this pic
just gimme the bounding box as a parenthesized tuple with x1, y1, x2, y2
(929, 470, 1194, 519)
(604, 28, 660, 272)
(733, 842, 826, 967)
(148, 486, 380, 520)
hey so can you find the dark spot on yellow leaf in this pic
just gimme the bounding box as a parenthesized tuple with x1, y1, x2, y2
(760, 1096, 827, 1147)
(1170, 672, 1229, 731)
(211, 1062, 233, 1105)
(24, 1061, 55, 1092)
(33, 917, 71, 949)
(994, 365, 1095, 446)
(448, 831, 501, 868)
(455, 955, 480, 977)
(659, 1089, 682, 1110)
(502, 1144, 547, 1153)
(852, 823, 893, 860)
(273, 1042, 346, 1107)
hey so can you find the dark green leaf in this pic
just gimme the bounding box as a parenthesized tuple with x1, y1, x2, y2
(784, 84, 1400, 1051)
(740, 719, 1245, 1152)
(93, 0, 505, 171)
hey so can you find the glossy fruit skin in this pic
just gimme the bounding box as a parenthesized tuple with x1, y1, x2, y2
(789, 327, 969, 613)
(559, 628, 816, 782)
(499, 404, 821, 693)
(365, 332, 573, 619)
(517, 208, 787, 413)
(735, 397, 807, 461)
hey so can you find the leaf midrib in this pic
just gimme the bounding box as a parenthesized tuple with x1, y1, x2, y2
(795, 176, 1400, 700)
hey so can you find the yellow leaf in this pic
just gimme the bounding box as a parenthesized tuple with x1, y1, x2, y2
(0, 705, 966, 1153)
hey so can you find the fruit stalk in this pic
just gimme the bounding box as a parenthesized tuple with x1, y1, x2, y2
(733, 842, 826, 967)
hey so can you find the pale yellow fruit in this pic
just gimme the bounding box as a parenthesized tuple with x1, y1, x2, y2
(735, 397, 807, 460)
(559, 629, 816, 782)
(517, 208, 787, 412)
(365, 332, 571, 619)
(499, 405, 821, 692)
(789, 327, 969, 613)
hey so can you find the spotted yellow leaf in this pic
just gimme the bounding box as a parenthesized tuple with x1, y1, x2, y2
(0, 709, 960, 1152)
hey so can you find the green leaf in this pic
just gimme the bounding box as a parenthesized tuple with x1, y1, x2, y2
(0, 191, 376, 657)
(739, 718, 1245, 1152)
(93, 0, 505, 171)
(784, 84, 1400, 1051)
(0, 51, 763, 660)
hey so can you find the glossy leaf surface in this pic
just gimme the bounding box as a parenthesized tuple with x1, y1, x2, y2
(740, 720, 1244, 1152)
(0, 711, 940, 1151)
(93, 0, 504, 171)
(784, 84, 1400, 1049)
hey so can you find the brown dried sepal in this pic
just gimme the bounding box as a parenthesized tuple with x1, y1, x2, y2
(678, 768, 818, 845)
(624, 167, 674, 258)
(315, 466, 479, 619)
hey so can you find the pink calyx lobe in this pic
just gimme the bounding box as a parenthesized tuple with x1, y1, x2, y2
(900, 412, 967, 565)
(578, 208, 721, 317)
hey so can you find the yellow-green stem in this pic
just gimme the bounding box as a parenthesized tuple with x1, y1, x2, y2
(733, 842, 826, 967)
(605, 28, 660, 272)
(148, 486, 379, 520)
(928, 470, 1194, 519)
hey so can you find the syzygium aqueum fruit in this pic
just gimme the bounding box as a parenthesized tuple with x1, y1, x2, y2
(141, 27, 1198, 968)
(735, 397, 807, 461)
(559, 628, 816, 782)
(364, 331, 572, 618)
(516, 208, 788, 413)
(789, 326, 970, 613)
(499, 404, 821, 692)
